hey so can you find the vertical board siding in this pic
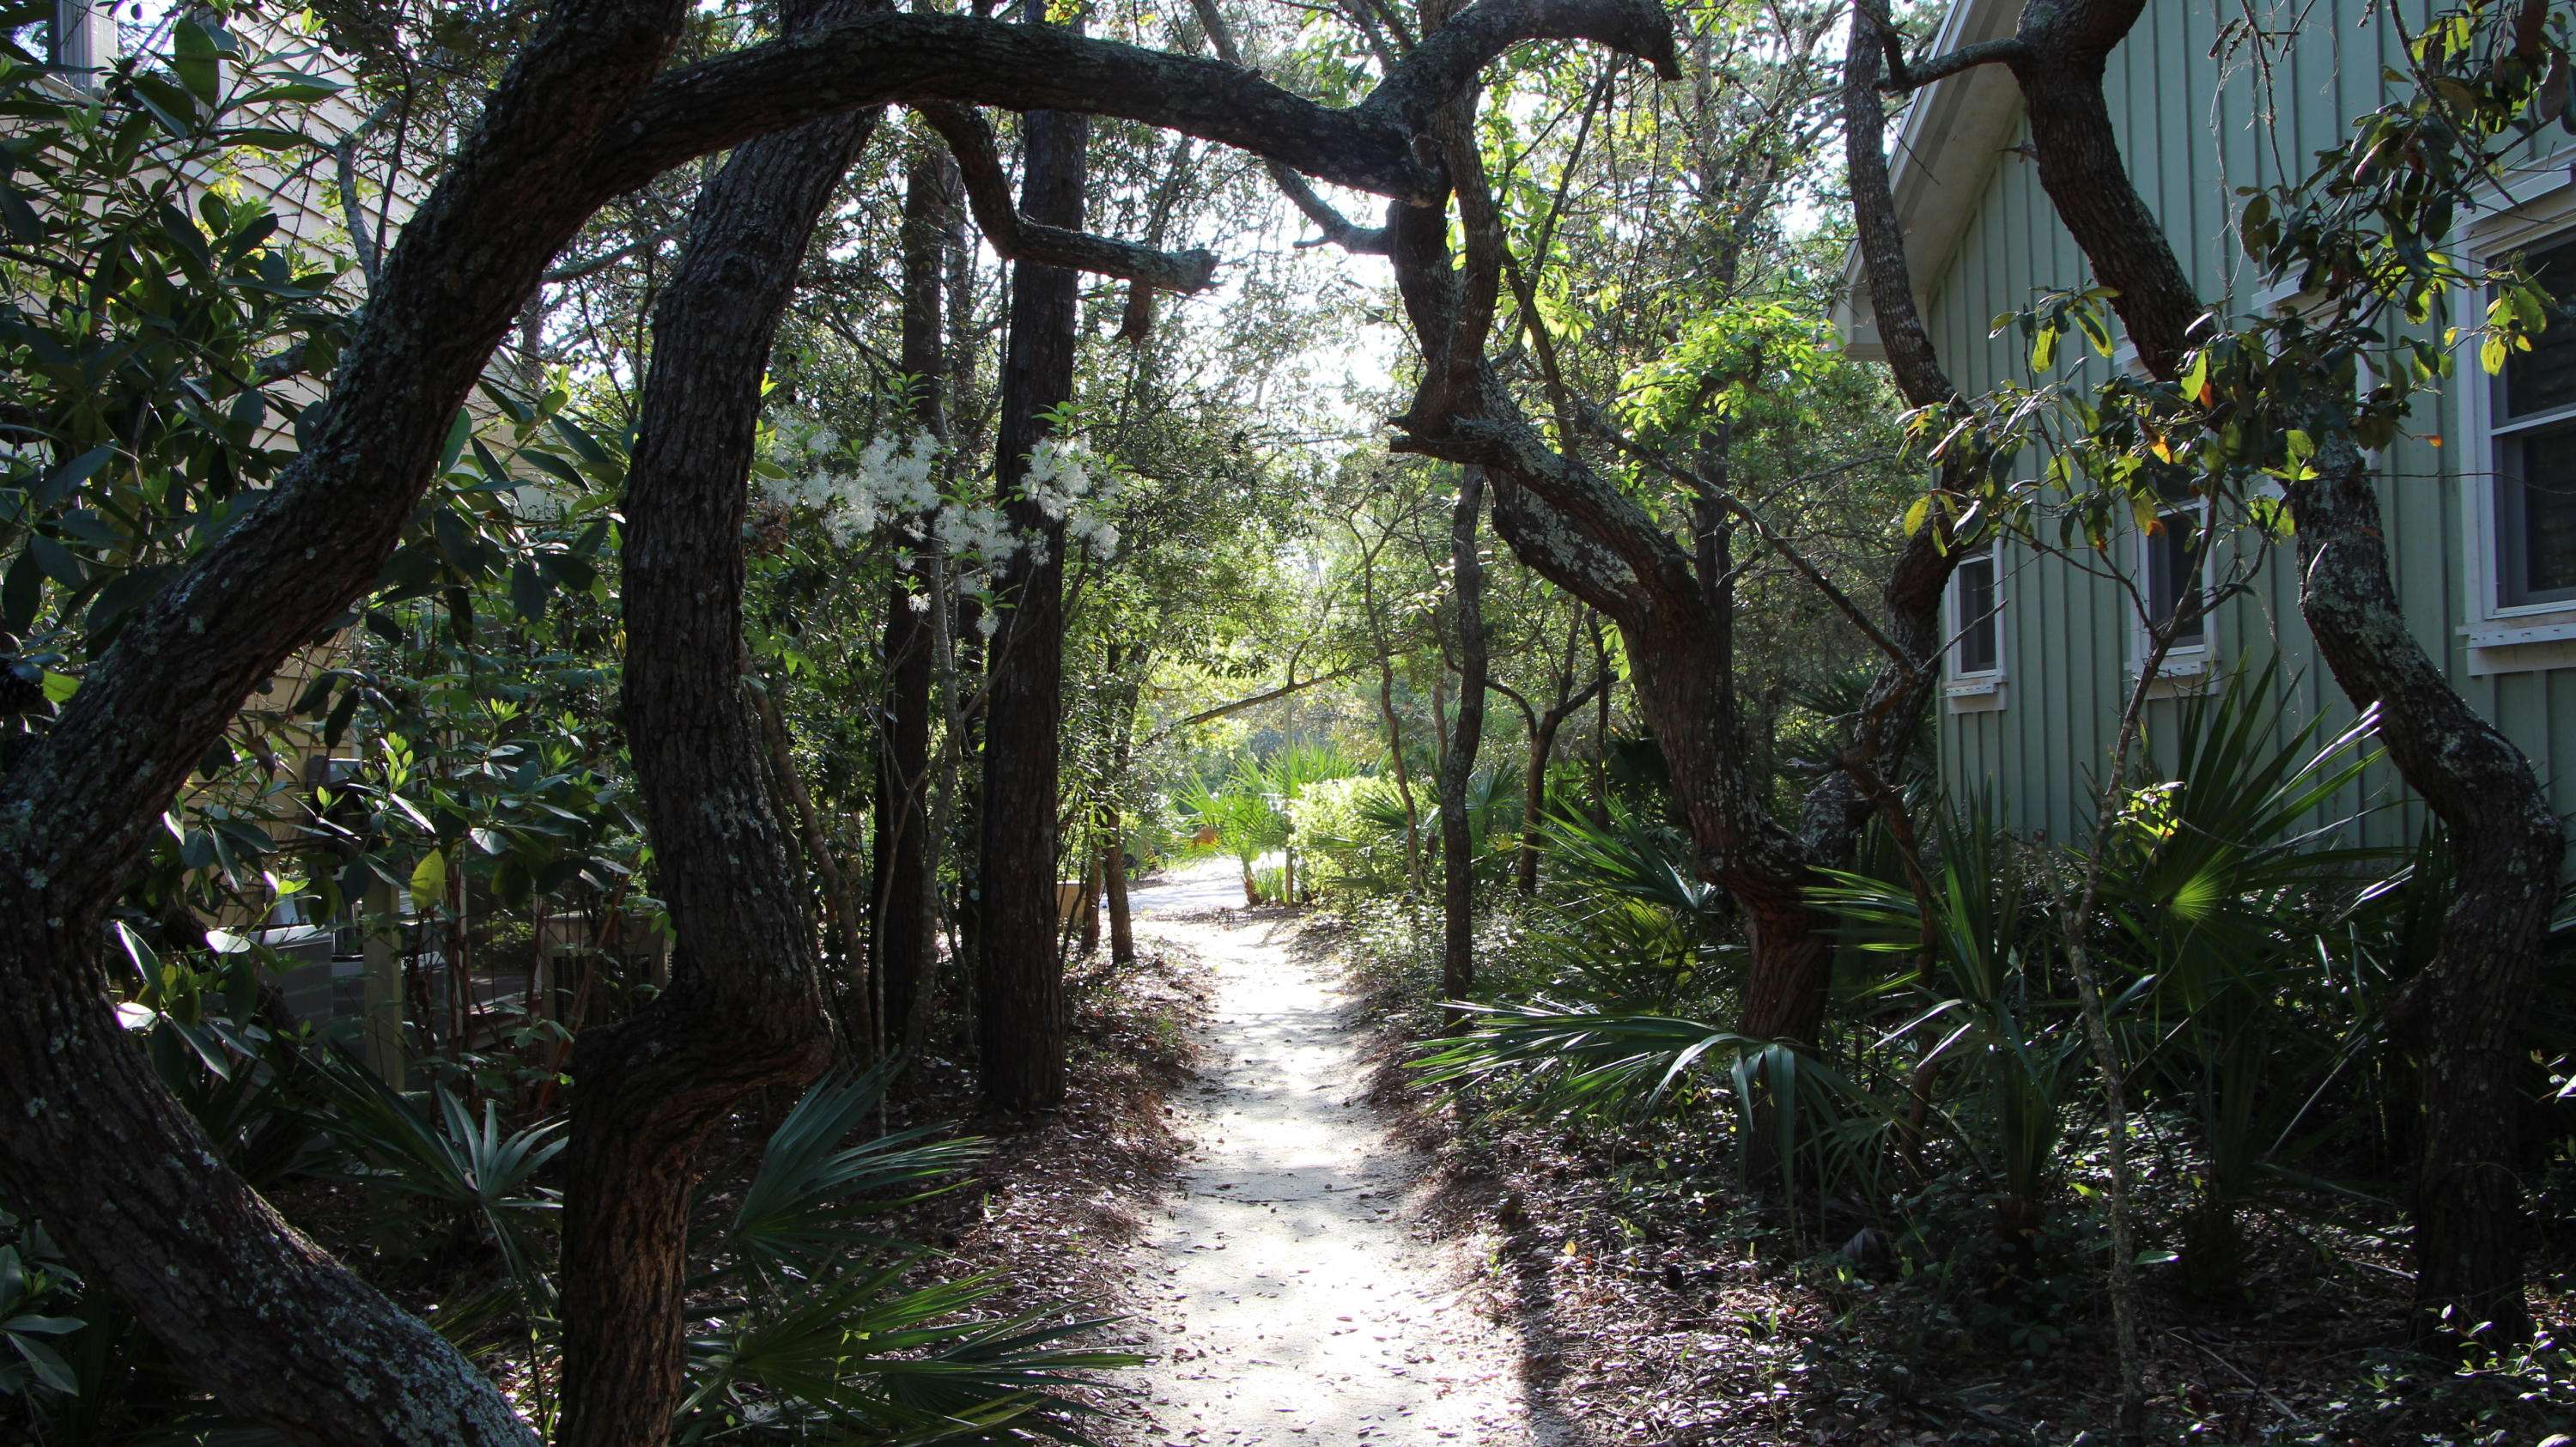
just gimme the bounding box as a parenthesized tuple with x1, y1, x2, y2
(1919, 0, 2576, 853)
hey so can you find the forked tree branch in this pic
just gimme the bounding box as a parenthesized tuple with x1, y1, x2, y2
(914, 102, 1219, 291)
(1183, 0, 1390, 251)
(1879, 35, 2029, 92)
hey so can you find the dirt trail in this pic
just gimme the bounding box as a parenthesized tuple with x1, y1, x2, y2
(1115, 861, 1566, 1445)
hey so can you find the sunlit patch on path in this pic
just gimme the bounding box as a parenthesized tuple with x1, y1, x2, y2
(1113, 861, 1566, 1445)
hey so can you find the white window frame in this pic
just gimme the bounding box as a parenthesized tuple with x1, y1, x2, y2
(1943, 535, 2006, 713)
(2455, 170, 2576, 676)
(2128, 489, 2215, 686)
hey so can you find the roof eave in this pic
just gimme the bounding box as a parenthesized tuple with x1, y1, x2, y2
(1834, 0, 2026, 356)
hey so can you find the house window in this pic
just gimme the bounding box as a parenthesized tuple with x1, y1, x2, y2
(9, 3, 106, 88)
(2141, 485, 2208, 651)
(1951, 544, 2001, 676)
(2494, 237, 2576, 610)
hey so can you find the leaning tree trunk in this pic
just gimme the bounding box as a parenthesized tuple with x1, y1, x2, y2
(875, 137, 957, 1056)
(751, 665, 872, 1055)
(2299, 431, 2558, 1342)
(975, 50, 1085, 1112)
(1984, 1, 2564, 1341)
(1436, 467, 1491, 999)
(0, 1, 694, 1439)
(1514, 711, 1558, 894)
(556, 6, 883, 1438)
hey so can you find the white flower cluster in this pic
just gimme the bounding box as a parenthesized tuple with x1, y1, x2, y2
(1025, 438, 1122, 562)
(757, 416, 1127, 641)
(759, 422, 943, 548)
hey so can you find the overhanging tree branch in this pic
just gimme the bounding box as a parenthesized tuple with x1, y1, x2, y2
(914, 101, 1219, 292)
(1145, 662, 1367, 743)
(592, 0, 1682, 204)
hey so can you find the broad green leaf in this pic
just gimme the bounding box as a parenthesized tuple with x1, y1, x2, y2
(410, 849, 449, 910)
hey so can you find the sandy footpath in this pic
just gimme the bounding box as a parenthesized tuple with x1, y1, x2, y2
(1110, 862, 1568, 1445)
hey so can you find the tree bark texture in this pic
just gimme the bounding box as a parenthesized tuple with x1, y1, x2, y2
(0, 1, 695, 1438)
(1437, 468, 1491, 999)
(875, 140, 957, 1057)
(975, 62, 1085, 1113)
(556, 0, 884, 1434)
(1971, 0, 2562, 1339)
(753, 666, 873, 1055)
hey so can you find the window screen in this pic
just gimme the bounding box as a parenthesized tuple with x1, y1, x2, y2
(2145, 504, 2206, 648)
(2498, 237, 2576, 607)
(1953, 550, 1999, 675)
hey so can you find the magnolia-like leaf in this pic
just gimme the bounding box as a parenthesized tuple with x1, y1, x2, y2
(410, 849, 449, 910)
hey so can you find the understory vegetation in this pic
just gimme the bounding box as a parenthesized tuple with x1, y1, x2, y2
(1319, 684, 2576, 1441)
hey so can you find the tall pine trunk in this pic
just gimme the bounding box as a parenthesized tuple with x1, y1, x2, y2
(875, 138, 957, 1056)
(975, 35, 1085, 1111)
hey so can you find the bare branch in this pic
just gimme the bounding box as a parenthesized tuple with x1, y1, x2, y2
(1880, 35, 2030, 92)
(1145, 663, 1368, 742)
(914, 102, 1219, 292)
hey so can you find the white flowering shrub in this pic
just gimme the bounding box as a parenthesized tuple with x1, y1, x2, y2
(754, 404, 1128, 634)
(758, 420, 943, 548)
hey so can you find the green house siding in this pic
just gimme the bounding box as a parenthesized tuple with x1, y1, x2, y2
(1911, 0, 2574, 852)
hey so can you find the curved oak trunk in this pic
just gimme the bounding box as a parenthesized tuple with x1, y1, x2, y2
(0, 0, 695, 1438)
(556, 3, 883, 1437)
